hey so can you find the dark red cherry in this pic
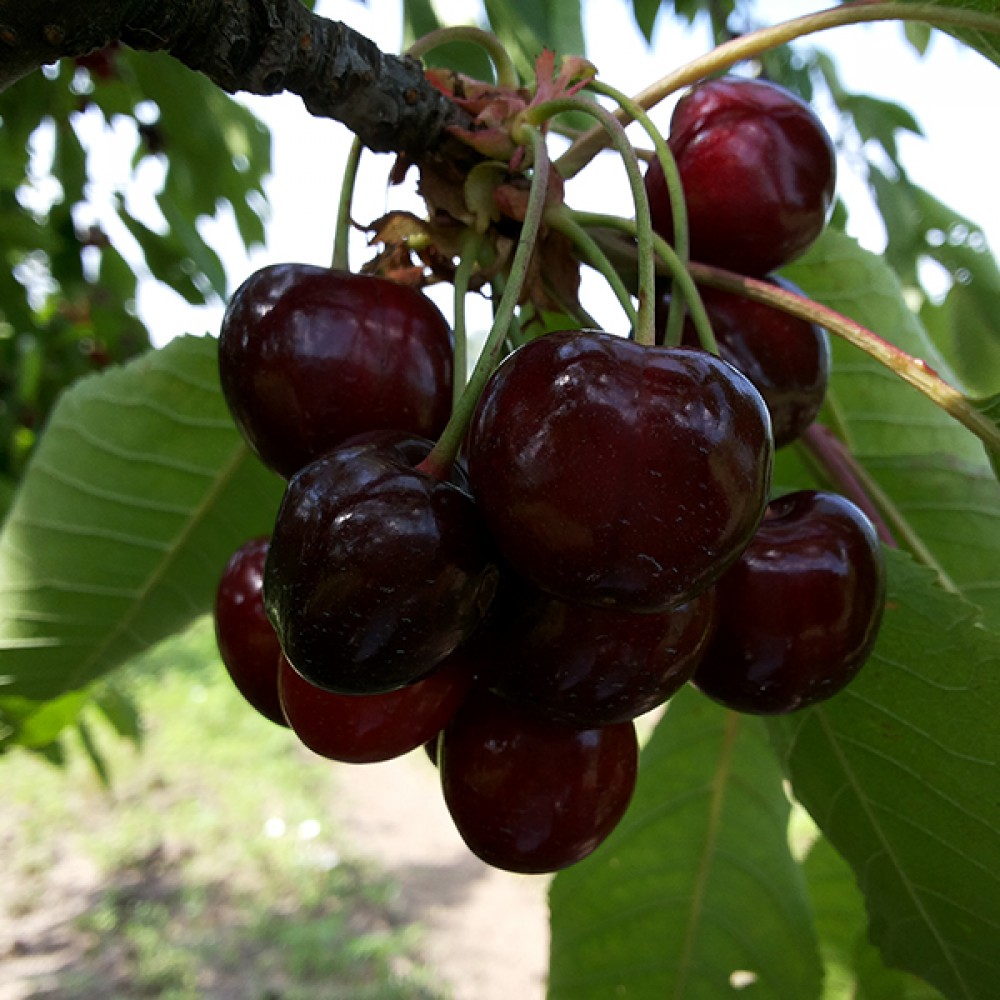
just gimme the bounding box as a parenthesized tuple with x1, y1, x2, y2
(664, 277, 830, 447)
(691, 490, 886, 714)
(644, 76, 836, 276)
(439, 691, 638, 873)
(219, 264, 454, 479)
(278, 652, 474, 764)
(264, 434, 498, 695)
(466, 330, 773, 612)
(486, 575, 717, 727)
(213, 537, 287, 727)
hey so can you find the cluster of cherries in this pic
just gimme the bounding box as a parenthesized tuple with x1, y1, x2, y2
(213, 76, 886, 875)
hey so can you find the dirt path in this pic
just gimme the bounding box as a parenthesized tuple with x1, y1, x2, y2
(330, 749, 551, 1000)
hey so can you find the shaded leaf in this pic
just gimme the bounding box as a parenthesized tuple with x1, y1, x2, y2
(0, 336, 283, 722)
(548, 686, 823, 1000)
(769, 549, 1000, 1000)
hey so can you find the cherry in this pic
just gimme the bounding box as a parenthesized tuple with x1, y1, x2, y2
(644, 76, 836, 276)
(218, 264, 454, 479)
(466, 330, 773, 613)
(691, 490, 886, 714)
(439, 691, 638, 873)
(213, 537, 287, 727)
(485, 574, 717, 727)
(278, 652, 474, 764)
(263, 433, 498, 695)
(664, 277, 831, 447)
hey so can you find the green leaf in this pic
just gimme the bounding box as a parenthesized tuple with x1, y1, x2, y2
(803, 834, 946, 1000)
(548, 686, 823, 1000)
(0, 337, 283, 716)
(769, 549, 1000, 999)
(484, 0, 586, 77)
(402, 0, 495, 79)
(896, 0, 1000, 68)
(782, 230, 1000, 629)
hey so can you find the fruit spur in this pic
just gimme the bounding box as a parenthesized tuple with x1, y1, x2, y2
(212, 43, 888, 874)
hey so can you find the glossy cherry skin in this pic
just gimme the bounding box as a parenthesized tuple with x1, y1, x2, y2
(466, 331, 773, 613)
(440, 691, 638, 873)
(278, 652, 474, 764)
(485, 574, 717, 727)
(264, 434, 498, 695)
(213, 537, 287, 727)
(219, 264, 454, 478)
(644, 76, 836, 276)
(691, 490, 886, 714)
(664, 277, 831, 447)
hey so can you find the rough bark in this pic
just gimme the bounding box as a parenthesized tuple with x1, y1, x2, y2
(0, 0, 472, 161)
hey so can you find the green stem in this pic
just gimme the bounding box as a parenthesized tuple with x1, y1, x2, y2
(451, 231, 482, 407)
(418, 127, 551, 479)
(546, 206, 638, 331)
(586, 80, 690, 345)
(572, 211, 718, 353)
(522, 96, 656, 346)
(556, 3, 1000, 178)
(331, 136, 364, 271)
(691, 262, 1000, 457)
(406, 25, 519, 88)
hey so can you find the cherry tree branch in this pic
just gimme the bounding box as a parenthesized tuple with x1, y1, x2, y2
(0, 0, 472, 161)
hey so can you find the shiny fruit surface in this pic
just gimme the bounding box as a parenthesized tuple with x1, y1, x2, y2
(487, 577, 717, 726)
(467, 331, 773, 612)
(645, 76, 836, 276)
(264, 434, 498, 695)
(219, 264, 453, 478)
(669, 278, 830, 447)
(440, 691, 638, 873)
(278, 653, 474, 763)
(213, 537, 287, 727)
(692, 490, 886, 714)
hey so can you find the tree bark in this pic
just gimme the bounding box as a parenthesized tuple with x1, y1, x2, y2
(0, 0, 472, 162)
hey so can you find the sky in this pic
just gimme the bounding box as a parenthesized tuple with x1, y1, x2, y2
(119, 0, 1000, 347)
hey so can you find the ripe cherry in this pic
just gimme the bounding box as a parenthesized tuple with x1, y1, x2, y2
(664, 277, 831, 447)
(466, 330, 773, 613)
(219, 264, 454, 479)
(439, 691, 638, 873)
(691, 490, 886, 714)
(485, 574, 717, 727)
(645, 76, 836, 276)
(278, 653, 474, 764)
(213, 537, 287, 727)
(264, 433, 498, 695)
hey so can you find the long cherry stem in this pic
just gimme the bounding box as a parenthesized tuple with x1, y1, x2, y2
(418, 127, 551, 480)
(331, 136, 364, 271)
(406, 25, 519, 88)
(556, 3, 1000, 178)
(691, 263, 1000, 456)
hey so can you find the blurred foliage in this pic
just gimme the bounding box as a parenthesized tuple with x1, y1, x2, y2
(0, 46, 269, 484)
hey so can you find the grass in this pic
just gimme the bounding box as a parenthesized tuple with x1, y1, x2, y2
(1, 618, 449, 1000)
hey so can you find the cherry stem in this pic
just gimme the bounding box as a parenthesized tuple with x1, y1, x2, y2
(798, 424, 963, 594)
(547, 206, 638, 330)
(799, 424, 897, 548)
(406, 25, 519, 88)
(556, 2, 1000, 178)
(331, 136, 364, 271)
(691, 262, 1000, 457)
(572, 211, 718, 353)
(417, 126, 550, 480)
(451, 230, 482, 407)
(524, 96, 656, 346)
(586, 79, 690, 346)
